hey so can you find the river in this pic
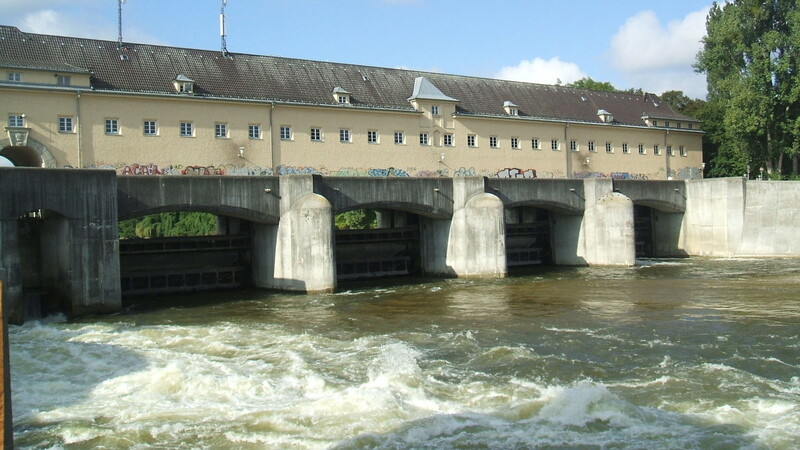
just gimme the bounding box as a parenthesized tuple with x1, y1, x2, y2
(9, 258, 800, 448)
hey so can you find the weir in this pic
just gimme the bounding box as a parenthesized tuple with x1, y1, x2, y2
(2, 167, 800, 322)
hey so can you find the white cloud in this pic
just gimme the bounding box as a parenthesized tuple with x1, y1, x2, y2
(609, 8, 709, 98)
(14, 8, 164, 45)
(494, 57, 587, 85)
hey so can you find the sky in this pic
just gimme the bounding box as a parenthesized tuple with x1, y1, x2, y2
(0, 0, 713, 99)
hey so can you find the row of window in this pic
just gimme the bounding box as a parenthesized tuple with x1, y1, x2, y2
(28, 115, 265, 139)
(652, 119, 693, 130)
(5, 72, 71, 85)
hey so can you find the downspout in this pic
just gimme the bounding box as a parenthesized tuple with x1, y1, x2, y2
(76, 91, 82, 168)
(269, 101, 275, 173)
(664, 129, 670, 180)
(564, 122, 571, 178)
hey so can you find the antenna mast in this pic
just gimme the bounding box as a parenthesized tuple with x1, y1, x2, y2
(220, 0, 229, 56)
(117, 0, 126, 50)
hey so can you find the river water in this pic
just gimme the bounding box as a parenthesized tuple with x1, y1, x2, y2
(9, 258, 800, 449)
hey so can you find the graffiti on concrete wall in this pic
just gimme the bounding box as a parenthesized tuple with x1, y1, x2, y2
(573, 171, 650, 180)
(496, 168, 537, 179)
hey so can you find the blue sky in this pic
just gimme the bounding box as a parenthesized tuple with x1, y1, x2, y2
(0, 0, 712, 98)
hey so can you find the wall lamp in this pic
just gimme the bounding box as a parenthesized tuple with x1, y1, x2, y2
(238, 146, 245, 158)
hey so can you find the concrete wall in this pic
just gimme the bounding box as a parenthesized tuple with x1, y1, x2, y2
(682, 177, 745, 256)
(578, 178, 636, 266)
(738, 181, 800, 256)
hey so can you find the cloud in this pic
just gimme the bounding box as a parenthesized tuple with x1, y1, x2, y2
(609, 8, 709, 97)
(13, 7, 165, 45)
(494, 57, 587, 85)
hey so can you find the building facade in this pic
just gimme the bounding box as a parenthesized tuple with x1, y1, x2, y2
(0, 25, 703, 180)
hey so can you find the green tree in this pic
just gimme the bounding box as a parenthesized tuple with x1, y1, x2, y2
(566, 77, 618, 92)
(335, 209, 377, 230)
(119, 212, 218, 238)
(696, 0, 800, 178)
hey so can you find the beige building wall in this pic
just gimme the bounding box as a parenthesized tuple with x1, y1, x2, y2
(2, 82, 703, 179)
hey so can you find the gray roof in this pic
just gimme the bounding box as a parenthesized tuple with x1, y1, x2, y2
(0, 25, 699, 126)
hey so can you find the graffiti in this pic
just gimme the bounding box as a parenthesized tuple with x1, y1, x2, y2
(181, 165, 226, 175)
(367, 167, 410, 177)
(454, 167, 477, 177)
(415, 169, 449, 177)
(496, 168, 537, 179)
(610, 172, 649, 180)
(277, 165, 319, 175)
(573, 171, 608, 179)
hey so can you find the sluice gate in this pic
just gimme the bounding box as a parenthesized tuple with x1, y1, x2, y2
(335, 227, 420, 280)
(119, 235, 251, 297)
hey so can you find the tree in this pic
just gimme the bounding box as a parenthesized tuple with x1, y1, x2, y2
(696, 0, 800, 178)
(566, 77, 618, 92)
(335, 209, 377, 230)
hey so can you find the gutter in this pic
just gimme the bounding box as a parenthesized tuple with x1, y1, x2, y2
(76, 91, 82, 168)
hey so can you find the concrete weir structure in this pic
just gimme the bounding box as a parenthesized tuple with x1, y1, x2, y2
(2, 168, 800, 322)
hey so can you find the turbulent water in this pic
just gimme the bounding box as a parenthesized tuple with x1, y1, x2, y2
(10, 258, 800, 449)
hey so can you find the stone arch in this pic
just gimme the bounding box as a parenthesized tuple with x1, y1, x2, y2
(0, 137, 58, 168)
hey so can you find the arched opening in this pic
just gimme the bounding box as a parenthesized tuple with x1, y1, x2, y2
(505, 206, 554, 267)
(633, 204, 687, 258)
(17, 209, 72, 320)
(118, 212, 254, 297)
(334, 208, 422, 280)
(0, 146, 42, 167)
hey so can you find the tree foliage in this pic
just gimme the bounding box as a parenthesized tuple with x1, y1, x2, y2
(335, 209, 377, 230)
(566, 77, 618, 92)
(696, 0, 800, 177)
(119, 212, 218, 239)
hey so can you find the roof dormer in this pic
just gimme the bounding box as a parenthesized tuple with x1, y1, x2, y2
(332, 86, 351, 104)
(173, 74, 195, 94)
(503, 101, 519, 116)
(597, 109, 614, 123)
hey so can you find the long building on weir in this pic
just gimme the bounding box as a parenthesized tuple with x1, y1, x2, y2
(0, 25, 703, 180)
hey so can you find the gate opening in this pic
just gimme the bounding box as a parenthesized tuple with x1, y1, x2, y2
(505, 206, 553, 267)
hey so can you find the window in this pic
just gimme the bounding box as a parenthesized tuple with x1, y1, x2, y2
(280, 126, 292, 140)
(105, 119, 119, 135)
(654, 144, 661, 155)
(667, 145, 674, 156)
(368, 130, 378, 144)
(680, 145, 687, 157)
(180, 121, 193, 137)
(605, 142, 613, 153)
(444, 134, 454, 147)
(339, 128, 350, 143)
(532, 138, 540, 150)
(56, 75, 71, 86)
(180, 82, 193, 93)
(394, 131, 405, 145)
(588, 141, 596, 152)
(511, 137, 520, 149)
(688, 123, 694, 130)
(638, 144, 645, 155)
(569, 140, 578, 151)
(431, 105, 440, 115)
(143, 120, 157, 136)
(677, 123, 682, 129)
(622, 143, 630, 154)
(338, 95, 349, 104)
(652, 120, 658, 127)
(249, 125, 261, 139)
(7, 72, 20, 82)
(7, 114, 24, 127)
(310, 127, 322, 141)
(509, 108, 519, 116)
(490, 136, 498, 148)
(664, 121, 671, 128)
(551, 139, 559, 151)
(419, 133, 429, 146)
(467, 134, 476, 147)
(215, 123, 228, 138)
(59, 116, 74, 133)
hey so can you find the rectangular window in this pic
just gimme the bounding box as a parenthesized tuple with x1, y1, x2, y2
(652, 120, 658, 127)
(419, 133, 429, 146)
(638, 144, 645, 155)
(588, 141, 596, 152)
(605, 142, 613, 153)
(532, 138, 540, 150)
(180, 121, 193, 137)
(8, 114, 24, 127)
(664, 121, 671, 128)
(444, 133, 454, 147)
(310, 127, 322, 141)
(215, 123, 228, 138)
(339, 128, 350, 143)
(677, 123, 682, 129)
(143, 120, 157, 136)
(368, 130, 378, 144)
(105, 118, 119, 135)
(338, 95, 349, 104)
(249, 124, 261, 139)
(688, 123, 694, 130)
(431, 105, 440, 115)
(511, 137, 520, 149)
(59, 116, 74, 133)
(551, 139, 559, 151)
(394, 131, 405, 145)
(56, 75, 71, 86)
(680, 145, 687, 157)
(654, 144, 660, 155)
(569, 140, 578, 151)
(467, 134, 476, 147)
(668, 145, 674, 156)
(280, 126, 292, 140)
(490, 136, 498, 148)
(7, 72, 21, 82)
(622, 143, 630, 154)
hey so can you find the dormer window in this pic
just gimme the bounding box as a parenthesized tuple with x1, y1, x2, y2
(333, 86, 351, 104)
(173, 74, 195, 94)
(597, 109, 614, 123)
(504, 101, 519, 116)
